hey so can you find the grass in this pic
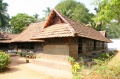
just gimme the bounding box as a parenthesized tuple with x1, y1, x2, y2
(71, 52, 120, 79)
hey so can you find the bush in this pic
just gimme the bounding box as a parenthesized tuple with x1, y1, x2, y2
(92, 60, 120, 79)
(68, 56, 75, 65)
(0, 52, 10, 71)
(70, 57, 86, 79)
(97, 52, 113, 61)
(91, 52, 120, 79)
(19, 52, 23, 56)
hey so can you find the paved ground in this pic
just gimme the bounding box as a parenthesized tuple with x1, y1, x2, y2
(0, 55, 72, 79)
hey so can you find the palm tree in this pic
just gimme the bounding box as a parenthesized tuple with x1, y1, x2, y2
(33, 13, 40, 22)
(42, 7, 51, 20)
(60, 9, 73, 18)
(0, 0, 9, 28)
(33, 13, 39, 20)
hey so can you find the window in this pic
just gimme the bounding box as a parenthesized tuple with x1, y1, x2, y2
(17, 43, 34, 49)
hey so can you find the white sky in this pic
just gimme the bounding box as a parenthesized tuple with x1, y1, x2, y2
(3, 0, 96, 18)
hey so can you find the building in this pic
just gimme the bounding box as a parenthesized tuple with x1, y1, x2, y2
(0, 9, 111, 61)
(32, 9, 112, 60)
(11, 22, 44, 53)
(0, 30, 18, 50)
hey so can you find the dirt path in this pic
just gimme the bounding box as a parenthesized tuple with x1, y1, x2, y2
(0, 56, 71, 79)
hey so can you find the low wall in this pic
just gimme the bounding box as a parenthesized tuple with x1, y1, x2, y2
(43, 44, 69, 55)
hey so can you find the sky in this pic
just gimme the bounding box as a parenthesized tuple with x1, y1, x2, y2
(3, 0, 96, 18)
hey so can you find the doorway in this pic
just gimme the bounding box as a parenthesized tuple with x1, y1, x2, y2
(78, 37, 82, 54)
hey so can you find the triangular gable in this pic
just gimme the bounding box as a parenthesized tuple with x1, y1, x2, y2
(32, 9, 111, 42)
(44, 9, 68, 28)
(43, 9, 76, 36)
(99, 30, 108, 37)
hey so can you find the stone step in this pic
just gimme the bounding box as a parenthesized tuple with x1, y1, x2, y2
(24, 63, 72, 79)
(32, 58, 72, 72)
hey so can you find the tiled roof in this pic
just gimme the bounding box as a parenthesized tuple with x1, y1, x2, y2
(33, 23, 74, 39)
(99, 30, 107, 37)
(0, 31, 18, 43)
(11, 22, 44, 42)
(32, 9, 112, 43)
(62, 16, 111, 42)
(0, 31, 10, 40)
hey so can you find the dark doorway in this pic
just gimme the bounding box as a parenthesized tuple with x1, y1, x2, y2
(0, 43, 8, 49)
(78, 37, 82, 54)
(94, 40, 96, 50)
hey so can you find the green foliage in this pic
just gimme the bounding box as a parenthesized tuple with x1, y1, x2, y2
(91, 52, 120, 79)
(72, 62, 81, 79)
(72, 62, 81, 75)
(0, 50, 3, 52)
(42, 7, 51, 20)
(106, 22, 120, 38)
(70, 52, 120, 79)
(55, 0, 94, 24)
(68, 56, 75, 63)
(70, 57, 86, 79)
(33, 13, 41, 22)
(72, 62, 86, 79)
(93, 0, 120, 23)
(93, 57, 120, 79)
(10, 13, 36, 33)
(0, 52, 10, 71)
(19, 52, 23, 56)
(96, 52, 113, 61)
(0, 0, 9, 27)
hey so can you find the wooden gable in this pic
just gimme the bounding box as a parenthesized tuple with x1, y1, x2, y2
(44, 9, 68, 28)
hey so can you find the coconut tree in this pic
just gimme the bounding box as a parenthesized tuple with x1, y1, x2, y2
(42, 7, 51, 20)
(0, 0, 9, 28)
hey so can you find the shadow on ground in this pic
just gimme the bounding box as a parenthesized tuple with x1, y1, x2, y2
(0, 67, 20, 74)
(9, 55, 27, 66)
(0, 55, 26, 74)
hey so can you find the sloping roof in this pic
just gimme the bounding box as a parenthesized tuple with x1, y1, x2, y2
(11, 22, 44, 42)
(32, 9, 112, 43)
(99, 30, 107, 37)
(34, 23, 74, 38)
(62, 15, 111, 42)
(0, 31, 18, 43)
(0, 30, 10, 40)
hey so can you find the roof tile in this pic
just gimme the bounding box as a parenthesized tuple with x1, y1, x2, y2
(32, 9, 111, 43)
(12, 22, 44, 42)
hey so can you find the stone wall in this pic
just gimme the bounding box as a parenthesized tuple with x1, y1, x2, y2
(82, 38, 107, 56)
(69, 37, 79, 60)
(44, 38, 69, 55)
(42, 38, 69, 61)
